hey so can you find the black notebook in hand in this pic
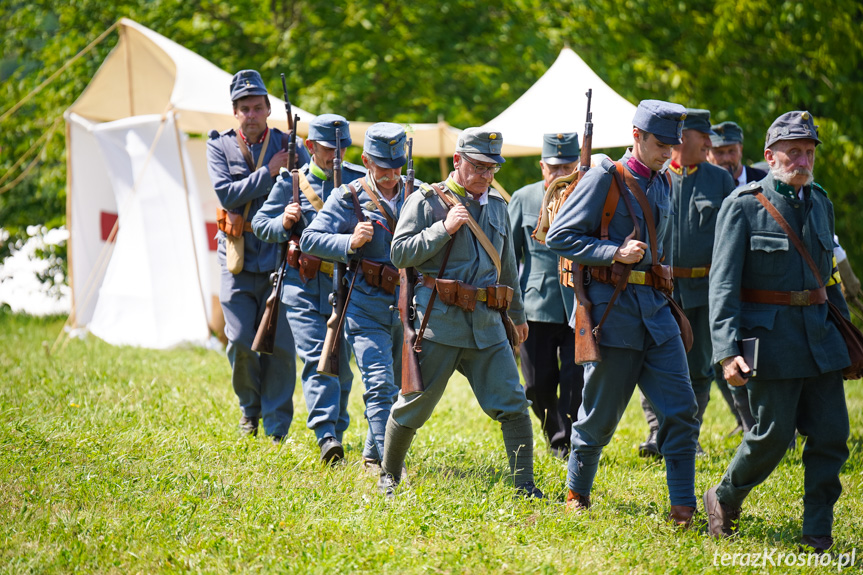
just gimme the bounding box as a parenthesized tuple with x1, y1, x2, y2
(740, 337, 759, 378)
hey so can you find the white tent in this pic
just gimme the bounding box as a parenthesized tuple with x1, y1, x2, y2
(482, 47, 638, 153)
(65, 19, 470, 348)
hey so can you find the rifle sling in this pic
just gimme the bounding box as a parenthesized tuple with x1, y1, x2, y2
(431, 184, 502, 281)
(414, 239, 455, 352)
(360, 178, 397, 232)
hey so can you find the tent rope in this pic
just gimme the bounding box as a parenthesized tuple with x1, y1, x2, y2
(0, 21, 120, 125)
(0, 117, 63, 193)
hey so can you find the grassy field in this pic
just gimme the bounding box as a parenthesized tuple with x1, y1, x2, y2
(2, 310, 862, 574)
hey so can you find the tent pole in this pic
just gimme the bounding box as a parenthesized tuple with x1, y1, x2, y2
(122, 24, 135, 116)
(170, 110, 211, 340)
(438, 115, 448, 180)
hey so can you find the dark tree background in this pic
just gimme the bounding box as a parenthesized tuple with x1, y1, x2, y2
(3, 0, 862, 270)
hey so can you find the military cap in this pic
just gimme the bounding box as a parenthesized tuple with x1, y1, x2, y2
(307, 114, 352, 149)
(682, 108, 715, 135)
(363, 122, 408, 169)
(230, 70, 268, 101)
(764, 110, 822, 150)
(710, 121, 744, 147)
(542, 132, 580, 165)
(456, 127, 505, 164)
(632, 100, 687, 145)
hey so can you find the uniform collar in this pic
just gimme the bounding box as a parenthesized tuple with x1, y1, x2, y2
(445, 175, 488, 205)
(239, 126, 268, 146)
(309, 160, 329, 181)
(624, 150, 652, 179)
(668, 160, 699, 175)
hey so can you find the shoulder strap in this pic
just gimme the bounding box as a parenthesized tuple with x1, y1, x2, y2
(600, 171, 622, 240)
(297, 171, 325, 212)
(346, 181, 367, 223)
(234, 131, 271, 217)
(753, 190, 824, 288)
(360, 178, 397, 231)
(431, 183, 502, 281)
(617, 161, 656, 264)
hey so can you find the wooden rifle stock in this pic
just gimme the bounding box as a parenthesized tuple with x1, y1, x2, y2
(572, 265, 601, 364)
(252, 88, 300, 354)
(398, 138, 424, 395)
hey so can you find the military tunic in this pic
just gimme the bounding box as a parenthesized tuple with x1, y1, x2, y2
(251, 160, 365, 445)
(545, 151, 698, 508)
(388, 176, 531, 428)
(206, 127, 309, 437)
(709, 174, 850, 536)
(300, 174, 411, 461)
(508, 180, 584, 453)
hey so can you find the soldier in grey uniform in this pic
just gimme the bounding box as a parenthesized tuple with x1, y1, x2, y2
(206, 69, 310, 442)
(637, 109, 736, 457)
(707, 121, 767, 187)
(251, 114, 365, 463)
(704, 111, 851, 553)
(546, 100, 699, 526)
(508, 132, 584, 459)
(300, 123, 413, 468)
(380, 128, 543, 499)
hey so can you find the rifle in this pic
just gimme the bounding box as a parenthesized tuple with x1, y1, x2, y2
(570, 89, 601, 363)
(398, 139, 424, 395)
(318, 128, 347, 375)
(251, 76, 300, 354)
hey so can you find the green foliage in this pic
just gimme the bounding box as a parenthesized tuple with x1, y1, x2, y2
(3, 0, 863, 268)
(2, 312, 863, 572)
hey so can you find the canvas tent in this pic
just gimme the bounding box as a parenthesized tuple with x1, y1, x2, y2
(481, 47, 638, 152)
(65, 18, 462, 348)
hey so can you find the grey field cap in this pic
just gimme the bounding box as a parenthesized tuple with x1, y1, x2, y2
(230, 69, 268, 101)
(456, 127, 506, 164)
(364, 122, 408, 169)
(307, 114, 352, 149)
(710, 121, 744, 147)
(682, 108, 715, 135)
(632, 99, 687, 145)
(542, 132, 580, 165)
(764, 111, 822, 150)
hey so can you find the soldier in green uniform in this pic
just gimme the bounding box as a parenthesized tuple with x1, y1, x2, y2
(380, 128, 543, 499)
(704, 111, 851, 553)
(637, 109, 736, 457)
(508, 132, 584, 459)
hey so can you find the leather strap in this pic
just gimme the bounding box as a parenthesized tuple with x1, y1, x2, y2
(298, 171, 325, 211)
(232, 130, 271, 223)
(431, 184, 502, 281)
(600, 176, 621, 240)
(741, 287, 827, 306)
(361, 178, 397, 232)
(673, 266, 710, 279)
(753, 190, 825, 289)
(414, 240, 455, 352)
(590, 266, 667, 289)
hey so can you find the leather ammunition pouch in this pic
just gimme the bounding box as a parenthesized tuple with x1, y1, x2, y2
(381, 265, 400, 295)
(216, 207, 247, 238)
(590, 263, 673, 295)
(486, 284, 514, 311)
(361, 260, 384, 288)
(286, 235, 302, 269)
(298, 253, 322, 284)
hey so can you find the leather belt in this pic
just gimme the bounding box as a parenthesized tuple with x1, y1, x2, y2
(672, 265, 710, 279)
(422, 275, 488, 301)
(740, 287, 827, 306)
(589, 266, 668, 290)
(243, 222, 253, 233)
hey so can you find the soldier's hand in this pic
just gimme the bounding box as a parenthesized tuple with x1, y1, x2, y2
(613, 229, 648, 264)
(444, 204, 470, 235)
(268, 150, 290, 177)
(282, 203, 302, 230)
(721, 355, 751, 387)
(515, 322, 529, 345)
(350, 221, 375, 249)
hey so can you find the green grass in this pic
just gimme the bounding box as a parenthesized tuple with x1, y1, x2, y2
(1, 310, 862, 574)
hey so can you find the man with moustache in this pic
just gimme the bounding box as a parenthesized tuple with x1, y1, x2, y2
(707, 121, 767, 187)
(300, 123, 413, 470)
(637, 109, 736, 458)
(545, 101, 699, 526)
(508, 132, 584, 459)
(252, 114, 365, 462)
(207, 69, 310, 443)
(705, 111, 850, 553)
(380, 128, 543, 499)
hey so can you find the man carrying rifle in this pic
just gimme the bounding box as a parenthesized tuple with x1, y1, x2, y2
(206, 69, 310, 443)
(508, 132, 584, 460)
(252, 115, 364, 462)
(545, 101, 700, 526)
(381, 128, 543, 500)
(301, 123, 414, 470)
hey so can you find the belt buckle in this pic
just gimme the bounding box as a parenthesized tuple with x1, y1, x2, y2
(476, 288, 487, 302)
(790, 290, 809, 306)
(629, 270, 646, 285)
(691, 267, 707, 279)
